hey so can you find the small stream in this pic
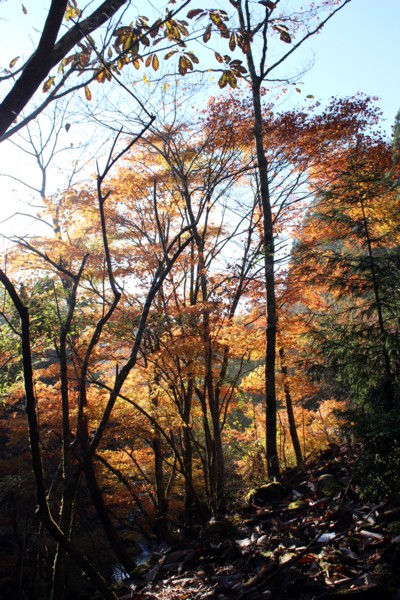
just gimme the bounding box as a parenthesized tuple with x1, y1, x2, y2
(111, 542, 154, 583)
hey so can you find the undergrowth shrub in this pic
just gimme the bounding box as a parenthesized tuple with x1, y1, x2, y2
(350, 408, 400, 501)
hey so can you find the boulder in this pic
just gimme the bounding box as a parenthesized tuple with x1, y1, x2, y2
(246, 482, 289, 506)
(317, 473, 342, 497)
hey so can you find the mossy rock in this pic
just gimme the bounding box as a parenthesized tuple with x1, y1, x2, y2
(200, 517, 239, 543)
(379, 508, 400, 524)
(317, 474, 342, 497)
(387, 520, 400, 535)
(287, 499, 307, 511)
(232, 513, 254, 527)
(246, 482, 289, 506)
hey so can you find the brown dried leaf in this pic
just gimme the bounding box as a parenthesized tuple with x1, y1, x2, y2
(259, 1, 277, 9)
(84, 85, 92, 101)
(9, 56, 20, 69)
(178, 55, 187, 75)
(203, 24, 211, 43)
(152, 54, 159, 71)
(273, 24, 292, 43)
(42, 76, 55, 92)
(187, 9, 204, 19)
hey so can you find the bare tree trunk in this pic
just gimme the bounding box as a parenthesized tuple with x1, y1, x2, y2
(51, 264, 86, 600)
(358, 191, 394, 410)
(248, 65, 279, 478)
(278, 343, 303, 466)
(0, 0, 130, 140)
(230, 0, 352, 479)
(84, 457, 137, 573)
(0, 269, 118, 600)
(182, 379, 195, 524)
(229, 0, 279, 477)
(152, 430, 169, 538)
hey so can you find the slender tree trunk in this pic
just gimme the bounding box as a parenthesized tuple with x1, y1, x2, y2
(84, 457, 137, 573)
(153, 429, 169, 538)
(205, 337, 225, 512)
(359, 193, 394, 410)
(35, 523, 48, 600)
(148, 367, 169, 538)
(195, 386, 215, 508)
(182, 381, 195, 525)
(50, 474, 80, 600)
(250, 79, 279, 478)
(51, 265, 86, 600)
(183, 183, 225, 511)
(278, 343, 303, 465)
(232, 1, 279, 478)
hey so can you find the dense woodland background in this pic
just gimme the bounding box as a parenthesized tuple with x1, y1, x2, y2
(0, 1, 400, 598)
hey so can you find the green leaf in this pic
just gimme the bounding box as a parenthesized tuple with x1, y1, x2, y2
(218, 71, 228, 88)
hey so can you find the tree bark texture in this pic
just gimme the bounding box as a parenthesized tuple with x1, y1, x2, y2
(0, 0, 128, 138)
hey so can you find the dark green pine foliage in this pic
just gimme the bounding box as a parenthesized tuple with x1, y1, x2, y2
(295, 137, 400, 410)
(293, 123, 400, 500)
(392, 108, 400, 170)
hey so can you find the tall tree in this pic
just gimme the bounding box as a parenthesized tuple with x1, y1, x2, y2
(197, 0, 353, 477)
(127, 113, 257, 512)
(292, 134, 400, 410)
(392, 108, 400, 170)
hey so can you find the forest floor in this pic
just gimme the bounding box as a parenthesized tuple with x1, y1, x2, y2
(113, 445, 400, 600)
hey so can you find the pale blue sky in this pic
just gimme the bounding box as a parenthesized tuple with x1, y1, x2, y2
(280, 0, 400, 135)
(0, 0, 399, 238)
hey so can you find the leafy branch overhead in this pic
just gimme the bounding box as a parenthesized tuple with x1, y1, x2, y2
(42, 2, 297, 97)
(0, 0, 302, 139)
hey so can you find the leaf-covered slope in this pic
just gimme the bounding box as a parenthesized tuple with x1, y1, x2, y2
(117, 445, 400, 599)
